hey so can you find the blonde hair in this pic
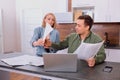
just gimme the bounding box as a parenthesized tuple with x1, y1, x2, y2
(42, 13, 57, 28)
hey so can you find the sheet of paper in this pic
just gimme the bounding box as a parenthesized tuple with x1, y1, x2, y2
(28, 55, 44, 66)
(56, 48, 68, 54)
(42, 23, 53, 40)
(1, 55, 44, 66)
(1, 55, 29, 66)
(74, 41, 104, 60)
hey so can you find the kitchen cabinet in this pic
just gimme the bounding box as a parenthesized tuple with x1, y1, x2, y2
(109, 0, 120, 22)
(105, 49, 120, 62)
(0, 70, 10, 80)
(72, 0, 95, 7)
(94, 0, 109, 22)
(72, 0, 120, 22)
(94, 0, 120, 22)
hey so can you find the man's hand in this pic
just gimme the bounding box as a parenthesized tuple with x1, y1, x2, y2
(44, 39, 52, 48)
(86, 57, 95, 67)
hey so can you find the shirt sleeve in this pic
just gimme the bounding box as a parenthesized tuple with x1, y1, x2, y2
(30, 27, 42, 47)
(51, 35, 69, 50)
(54, 30, 60, 43)
(93, 35, 106, 64)
(95, 44, 106, 64)
(89, 32, 106, 64)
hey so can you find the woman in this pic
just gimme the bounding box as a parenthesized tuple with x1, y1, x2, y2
(30, 13, 60, 56)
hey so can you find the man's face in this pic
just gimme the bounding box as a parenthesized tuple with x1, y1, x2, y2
(75, 19, 89, 35)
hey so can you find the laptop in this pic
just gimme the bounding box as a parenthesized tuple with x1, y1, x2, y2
(43, 54, 77, 72)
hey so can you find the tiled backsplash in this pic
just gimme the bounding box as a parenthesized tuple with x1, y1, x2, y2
(92, 23, 120, 46)
(57, 23, 120, 46)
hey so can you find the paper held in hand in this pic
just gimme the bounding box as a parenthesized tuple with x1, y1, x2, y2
(74, 41, 104, 60)
(42, 23, 53, 41)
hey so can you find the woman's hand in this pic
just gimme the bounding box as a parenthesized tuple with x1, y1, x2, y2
(86, 57, 95, 67)
(33, 39, 44, 46)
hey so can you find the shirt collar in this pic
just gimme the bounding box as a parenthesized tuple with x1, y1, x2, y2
(78, 31, 92, 41)
(86, 31, 92, 38)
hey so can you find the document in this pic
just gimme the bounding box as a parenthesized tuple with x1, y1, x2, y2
(28, 55, 44, 66)
(56, 48, 68, 54)
(42, 23, 53, 40)
(74, 41, 104, 60)
(1, 55, 44, 67)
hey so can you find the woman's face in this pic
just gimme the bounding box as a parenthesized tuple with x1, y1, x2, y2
(44, 15, 55, 26)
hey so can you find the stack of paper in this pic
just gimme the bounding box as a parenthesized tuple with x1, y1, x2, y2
(1, 55, 44, 67)
(74, 41, 104, 60)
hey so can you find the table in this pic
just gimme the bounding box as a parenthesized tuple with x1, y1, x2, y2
(0, 53, 120, 80)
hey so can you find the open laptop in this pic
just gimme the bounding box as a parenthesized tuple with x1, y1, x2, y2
(43, 54, 77, 72)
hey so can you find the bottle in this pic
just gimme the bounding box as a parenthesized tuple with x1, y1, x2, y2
(104, 32, 110, 47)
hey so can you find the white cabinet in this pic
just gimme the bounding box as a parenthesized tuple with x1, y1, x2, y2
(105, 49, 120, 63)
(72, 0, 95, 7)
(94, 0, 120, 22)
(72, 0, 120, 22)
(94, 0, 109, 22)
(109, 0, 120, 22)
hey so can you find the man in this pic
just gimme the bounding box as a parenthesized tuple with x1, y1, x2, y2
(44, 15, 106, 67)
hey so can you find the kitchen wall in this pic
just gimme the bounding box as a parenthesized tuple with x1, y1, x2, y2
(92, 23, 120, 46)
(0, 0, 17, 53)
(0, 0, 68, 53)
(57, 23, 120, 46)
(15, 0, 68, 52)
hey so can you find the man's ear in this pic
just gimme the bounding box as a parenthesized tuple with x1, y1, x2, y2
(86, 25, 90, 30)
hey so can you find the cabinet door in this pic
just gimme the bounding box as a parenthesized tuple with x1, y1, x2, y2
(20, 9, 42, 53)
(72, 0, 95, 7)
(0, 71, 10, 80)
(94, 0, 120, 22)
(105, 49, 120, 62)
(105, 49, 109, 61)
(94, 0, 109, 22)
(109, 0, 120, 22)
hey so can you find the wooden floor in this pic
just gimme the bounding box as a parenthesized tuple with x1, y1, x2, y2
(10, 72, 41, 80)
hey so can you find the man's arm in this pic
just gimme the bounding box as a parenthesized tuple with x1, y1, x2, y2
(95, 45, 106, 64)
(44, 36, 69, 50)
(86, 45, 106, 67)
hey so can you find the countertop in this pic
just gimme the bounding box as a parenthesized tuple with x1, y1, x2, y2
(105, 45, 120, 49)
(0, 53, 120, 80)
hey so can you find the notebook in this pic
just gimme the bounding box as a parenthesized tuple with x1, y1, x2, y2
(43, 54, 77, 72)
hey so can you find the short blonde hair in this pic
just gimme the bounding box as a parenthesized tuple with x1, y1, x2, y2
(42, 13, 57, 28)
